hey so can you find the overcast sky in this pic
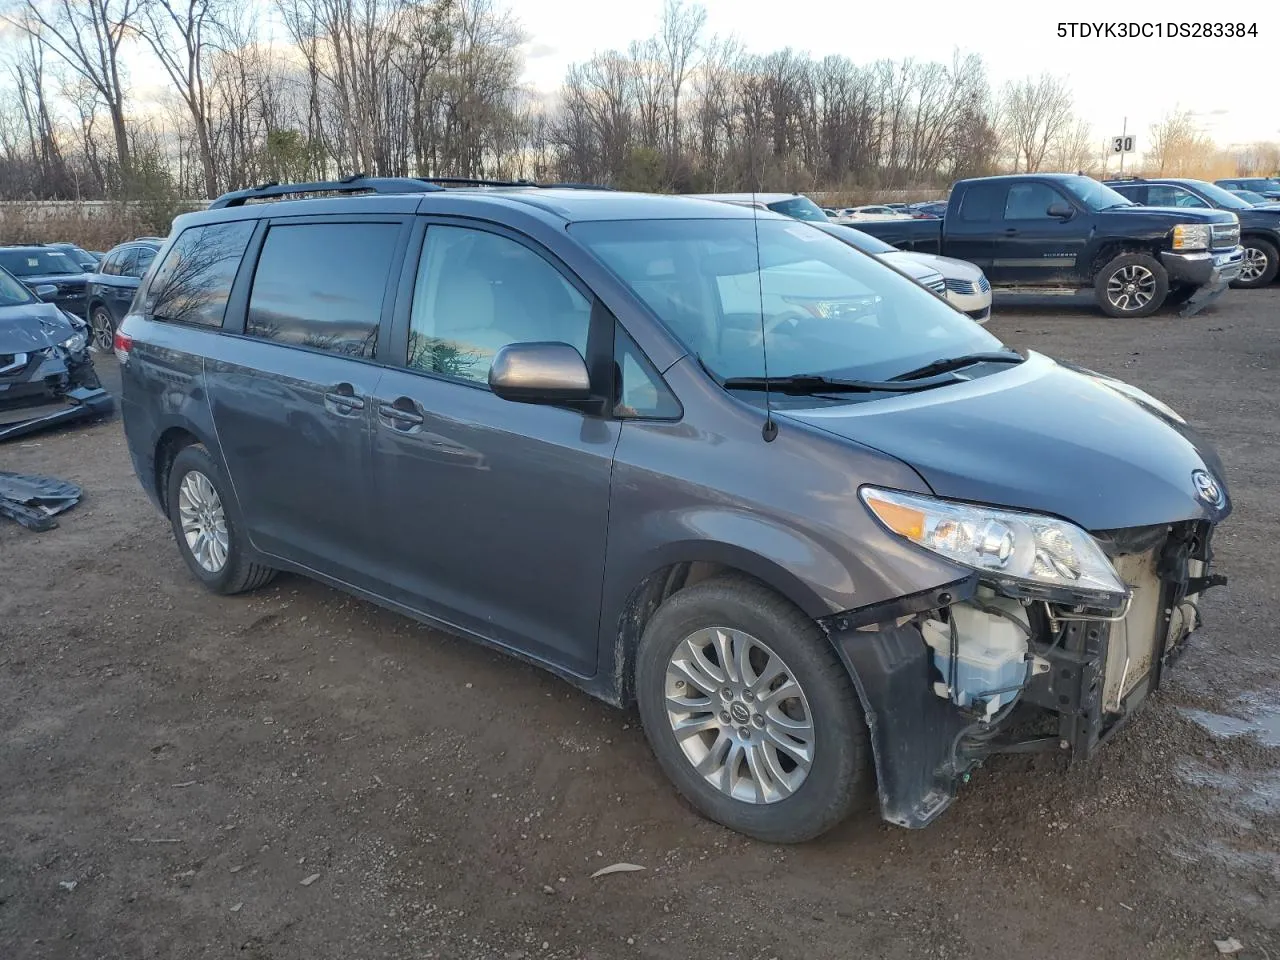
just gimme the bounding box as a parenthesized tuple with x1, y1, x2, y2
(512, 0, 1278, 161)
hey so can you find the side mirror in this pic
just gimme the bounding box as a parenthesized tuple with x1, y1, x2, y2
(1046, 202, 1075, 220)
(489, 341, 592, 404)
(33, 283, 58, 301)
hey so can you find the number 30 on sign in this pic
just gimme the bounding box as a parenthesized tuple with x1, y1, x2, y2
(1111, 136, 1135, 153)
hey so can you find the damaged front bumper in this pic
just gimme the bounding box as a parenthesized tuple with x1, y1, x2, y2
(0, 350, 114, 441)
(1163, 247, 1244, 317)
(820, 518, 1225, 829)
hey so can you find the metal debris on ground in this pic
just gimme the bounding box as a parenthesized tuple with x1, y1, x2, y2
(0, 471, 82, 531)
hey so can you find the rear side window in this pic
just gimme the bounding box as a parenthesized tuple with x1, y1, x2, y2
(132, 246, 157, 278)
(148, 221, 255, 327)
(957, 184, 1006, 222)
(100, 249, 127, 276)
(247, 222, 399, 358)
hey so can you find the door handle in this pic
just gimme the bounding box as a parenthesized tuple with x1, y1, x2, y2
(323, 383, 365, 414)
(377, 399, 425, 428)
(1004, 228, 1019, 236)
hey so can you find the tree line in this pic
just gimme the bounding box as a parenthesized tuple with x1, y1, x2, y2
(1, 0, 1275, 204)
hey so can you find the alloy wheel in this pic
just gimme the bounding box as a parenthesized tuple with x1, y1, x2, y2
(178, 470, 229, 573)
(664, 627, 815, 804)
(90, 309, 114, 352)
(1239, 247, 1269, 283)
(1106, 264, 1157, 312)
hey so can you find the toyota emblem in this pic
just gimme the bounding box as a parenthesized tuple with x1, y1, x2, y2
(1191, 469, 1225, 508)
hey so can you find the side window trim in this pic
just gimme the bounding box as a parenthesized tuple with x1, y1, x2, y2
(391, 216, 610, 403)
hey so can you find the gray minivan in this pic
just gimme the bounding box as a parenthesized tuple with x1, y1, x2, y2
(118, 177, 1230, 843)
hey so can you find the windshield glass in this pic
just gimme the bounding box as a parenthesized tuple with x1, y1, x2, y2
(1187, 180, 1252, 210)
(0, 249, 80, 277)
(574, 218, 1001, 384)
(1061, 177, 1135, 210)
(765, 197, 830, 222)
(0, 266, 37, 306)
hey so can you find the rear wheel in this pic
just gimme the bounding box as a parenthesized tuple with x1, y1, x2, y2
(166, 445, 276, 595)
(635, 574, 871, 843)
(89, 305, 115, 352)
(1233, 238, 1279, 288)
(1094, 253, 1168, 318)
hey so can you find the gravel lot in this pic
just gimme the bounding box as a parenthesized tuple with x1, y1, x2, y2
(2, 290, 1278, 960)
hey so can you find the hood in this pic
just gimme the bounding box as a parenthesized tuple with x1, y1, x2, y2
(1100, 205, 1237, 226)
(0, 302, 79, 353)
(780, 352, 1230, 532)
(905, 252, 982, 281)
(878, 251, 942, 283)
(1237, 207, 1280, 227)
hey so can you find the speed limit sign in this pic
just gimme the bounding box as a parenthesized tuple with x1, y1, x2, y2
(1111, 135, 1135, 153)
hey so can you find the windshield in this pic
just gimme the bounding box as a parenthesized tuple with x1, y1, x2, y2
(1233, 190, 1267, 204)
(0, 249, 80, 277)
(1187, 180, 1253, 210)
(1061, 176, 1135, 211)
(765, 197, 830, 223)
(0, 266, 37, 306)
(573, 218, 1001, 385)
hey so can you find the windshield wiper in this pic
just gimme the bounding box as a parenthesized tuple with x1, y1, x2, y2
(889, 350, 1022, 382)
(720, 372, 959, 394)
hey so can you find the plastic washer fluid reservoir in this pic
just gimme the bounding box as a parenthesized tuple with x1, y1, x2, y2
(921, 593, 1030, 717)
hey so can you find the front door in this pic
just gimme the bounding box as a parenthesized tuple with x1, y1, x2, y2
(993, 181, 1088, 285)
(369, 222, 618, 676)
(205, 218, 406, 585)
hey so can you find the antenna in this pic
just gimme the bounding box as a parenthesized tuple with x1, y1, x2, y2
(750, 186, 778, 442)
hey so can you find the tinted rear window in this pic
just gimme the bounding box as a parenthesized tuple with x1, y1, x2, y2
(148, 221, 255, 327)
(246, 222, 400, 358)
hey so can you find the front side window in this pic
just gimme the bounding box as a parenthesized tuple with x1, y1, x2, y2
(406, 225, 591, 385)
(149, 220, 255, 328)
(1147, 185, 1208, 209)
(247, 222, 399, 356)
(575, 218, 1001, 386)
(1004, 183, 1066, 219)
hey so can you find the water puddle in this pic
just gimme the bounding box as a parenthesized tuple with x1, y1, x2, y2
(1178, 691, 1280, 748)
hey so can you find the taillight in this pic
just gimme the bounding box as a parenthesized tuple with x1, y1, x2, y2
(113, 329, 133, 364)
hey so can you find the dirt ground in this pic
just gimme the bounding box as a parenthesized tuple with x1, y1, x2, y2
(2, 291, 1278, 960)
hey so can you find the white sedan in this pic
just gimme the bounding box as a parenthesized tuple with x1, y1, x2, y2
(814, 223, 992, 324)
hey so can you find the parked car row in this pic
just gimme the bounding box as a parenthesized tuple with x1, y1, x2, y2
(107, 175, 1229, 845)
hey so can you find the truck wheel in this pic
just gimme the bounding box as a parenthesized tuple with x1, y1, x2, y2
(1233, 238, 1279, 288)
(166, 445, 277, 595)
(1094, 253, 1168, 318)
(89, 305, 115, 352)
(634, 574, 871, 843)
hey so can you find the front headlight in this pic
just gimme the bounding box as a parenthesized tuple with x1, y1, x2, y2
(1087, 373, 1185, 424)
(861, 487, 1128, 606)
(1171, 223, 1211, 251)
(61, 330, 89, 353)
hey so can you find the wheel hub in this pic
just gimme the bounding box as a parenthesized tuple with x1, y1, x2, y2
(664, 627, 815, 804)
(178, 471, 229, 574)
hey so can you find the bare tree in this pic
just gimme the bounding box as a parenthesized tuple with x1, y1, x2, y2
(659, 0, 704, 157)
(1049, 118, 1096, 174)
(1145, 110, 1216, 177)
(4, 0, 142, 185)
(999, 73, 1073, 173)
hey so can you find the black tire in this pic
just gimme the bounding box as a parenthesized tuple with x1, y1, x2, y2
(1094, 252, 1169, 318)
(1232, 237, 1279, 289)
(89, 305, 115, 353)
(166, 444, 276, 595)
(635, 574, 871, 843)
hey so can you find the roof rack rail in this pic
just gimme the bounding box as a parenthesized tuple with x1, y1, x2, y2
(416, 176, 614, 190)
(208, 173, 446, 208)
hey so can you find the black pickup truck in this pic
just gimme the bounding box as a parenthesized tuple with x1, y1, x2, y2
(855, 174, 1244, 318)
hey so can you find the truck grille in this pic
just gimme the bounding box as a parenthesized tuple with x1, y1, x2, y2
(1211, 223, 1240, 250)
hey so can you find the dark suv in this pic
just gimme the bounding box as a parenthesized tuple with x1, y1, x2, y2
(1106, 177, 1280, 288)
(119, 177, 1230, 843)
(85, 239, 162, 351)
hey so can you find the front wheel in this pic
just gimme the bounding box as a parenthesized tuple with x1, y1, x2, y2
(1232, 238, 1279, 289)
(1094, 253, 1169, 318)
(635, 575, 871, 843)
